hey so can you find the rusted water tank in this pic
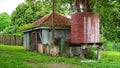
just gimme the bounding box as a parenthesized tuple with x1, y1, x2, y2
(71, 12, 100, 43)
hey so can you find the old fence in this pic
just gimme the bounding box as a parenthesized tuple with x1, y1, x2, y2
(0, 34, 23, 46)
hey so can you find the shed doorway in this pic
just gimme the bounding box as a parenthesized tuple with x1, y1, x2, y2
(29, 31, 37, 51)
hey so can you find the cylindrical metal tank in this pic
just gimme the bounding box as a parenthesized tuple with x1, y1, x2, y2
(71, 12, 100, 43)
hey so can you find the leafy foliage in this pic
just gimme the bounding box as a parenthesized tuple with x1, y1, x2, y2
(10, 1, 51, 34)
(0, 12, 11, 31)
(113, 43, 120, 52)
(93, 0, 120, 42)
(11, 0, 120, 42)
(3, 25, 18, 34)
(11, 0, 69, 27)
(18, 23, 35, 31)
(43, 0, 120, 42)
(11, 3, 33, 26)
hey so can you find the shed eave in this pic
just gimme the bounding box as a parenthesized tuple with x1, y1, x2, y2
(22, 26, 70, 33)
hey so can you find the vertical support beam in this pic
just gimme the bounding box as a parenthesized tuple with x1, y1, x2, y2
(35, 31, 38, 51)
(69, 47, 73, 57)
(80, 46, 83, 58)
(52, 0, 55, 45)
(97, 46, 101, 60)
(80, 45, 85, 58)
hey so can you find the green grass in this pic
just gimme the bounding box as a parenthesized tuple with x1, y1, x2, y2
(0, 44, 120, 68)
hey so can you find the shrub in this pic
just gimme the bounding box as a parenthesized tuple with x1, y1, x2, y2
(3, 25, 18, 34)
(85, 48, 97, 59)
(113, 43, 120, 52)
(100, 35, 114, 51)
(18, 23, 35, 31)
(104, 42, 114, 51)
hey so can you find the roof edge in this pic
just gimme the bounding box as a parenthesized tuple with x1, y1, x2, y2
(22, 26, 70, 33)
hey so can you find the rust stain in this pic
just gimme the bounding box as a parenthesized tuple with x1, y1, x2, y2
(34, 13, 71, 27)
(71, 12, 100, 43)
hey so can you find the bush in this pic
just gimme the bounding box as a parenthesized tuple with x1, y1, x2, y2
(104, 42, 114, 51)
(3, 25, 18, 34)
(100, 35, 114, 51)
(113, 43, 120, 52)
(18, 23, 35, 31)
(85, 48, 97, 59)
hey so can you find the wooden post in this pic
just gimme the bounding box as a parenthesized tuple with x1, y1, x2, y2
(52, 0, 55, 45)
(38, 43, 43, 54)
(97, 46, 101, 60)
(35, 31, 38, 50)
(80, 46, 83, 58)
(69, 47, 73, 57)
(80, 45, 85, 58)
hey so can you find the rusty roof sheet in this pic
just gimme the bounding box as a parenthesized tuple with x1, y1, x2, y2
(34, 13, 71, 27)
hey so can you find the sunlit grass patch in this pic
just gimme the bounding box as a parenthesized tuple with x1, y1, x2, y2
(0, 44, 120, 68)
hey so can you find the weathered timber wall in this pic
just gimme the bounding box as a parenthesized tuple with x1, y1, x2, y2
(0, 34, 23, 46)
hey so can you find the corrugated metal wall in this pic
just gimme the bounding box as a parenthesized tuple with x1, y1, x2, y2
(23, 32, 29, 49)
(40, 29, 70, 45)
(71, 12, 100, 43)
(23, 29, 70, 51)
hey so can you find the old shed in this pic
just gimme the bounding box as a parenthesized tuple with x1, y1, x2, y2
(22, 13, 71, 51)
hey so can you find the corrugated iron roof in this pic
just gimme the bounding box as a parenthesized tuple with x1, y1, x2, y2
(34, 13, 71, 27)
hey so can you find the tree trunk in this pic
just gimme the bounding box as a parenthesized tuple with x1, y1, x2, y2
(73, 0, 92, 12)
(73, 0, 81, 12)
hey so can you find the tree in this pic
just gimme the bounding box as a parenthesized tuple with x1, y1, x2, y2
(11, 0, 120, 42)
(57, 0, 120, 42)
(11, 0, 68, 27)
(93, 0, 120, 42)
(11, 3, 29, 26)
(73, 0, 92, 12)
(0, 12, 11, 31)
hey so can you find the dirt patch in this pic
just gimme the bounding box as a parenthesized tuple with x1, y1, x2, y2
(26, 60, 73, 68)
(26, 60, 37, 67)
(26, 60, 47, 68)
(46, 62, 72, 68)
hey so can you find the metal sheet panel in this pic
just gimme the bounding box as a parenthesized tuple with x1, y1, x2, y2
(41, 29, 70, 45)
(55, 30, 70, 40)
(71, 12, 100, 43)
(23, 33, 27, 49)
(26, 32, 30, 49)
(42, 30, 49, 45)
(23, 32, 30, 49)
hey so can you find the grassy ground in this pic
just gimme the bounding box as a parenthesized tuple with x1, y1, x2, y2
(0, 44, 120, 68)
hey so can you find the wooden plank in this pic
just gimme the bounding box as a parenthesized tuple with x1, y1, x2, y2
(69, 47, 73, 57)
(35, 31, 38, 50)
(97, 47, 102, 60)
(69, 43, 103, 47)
(16, 36, 23, 46)
(38, 43, 43, 54)
(26, 32, 30, 49)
